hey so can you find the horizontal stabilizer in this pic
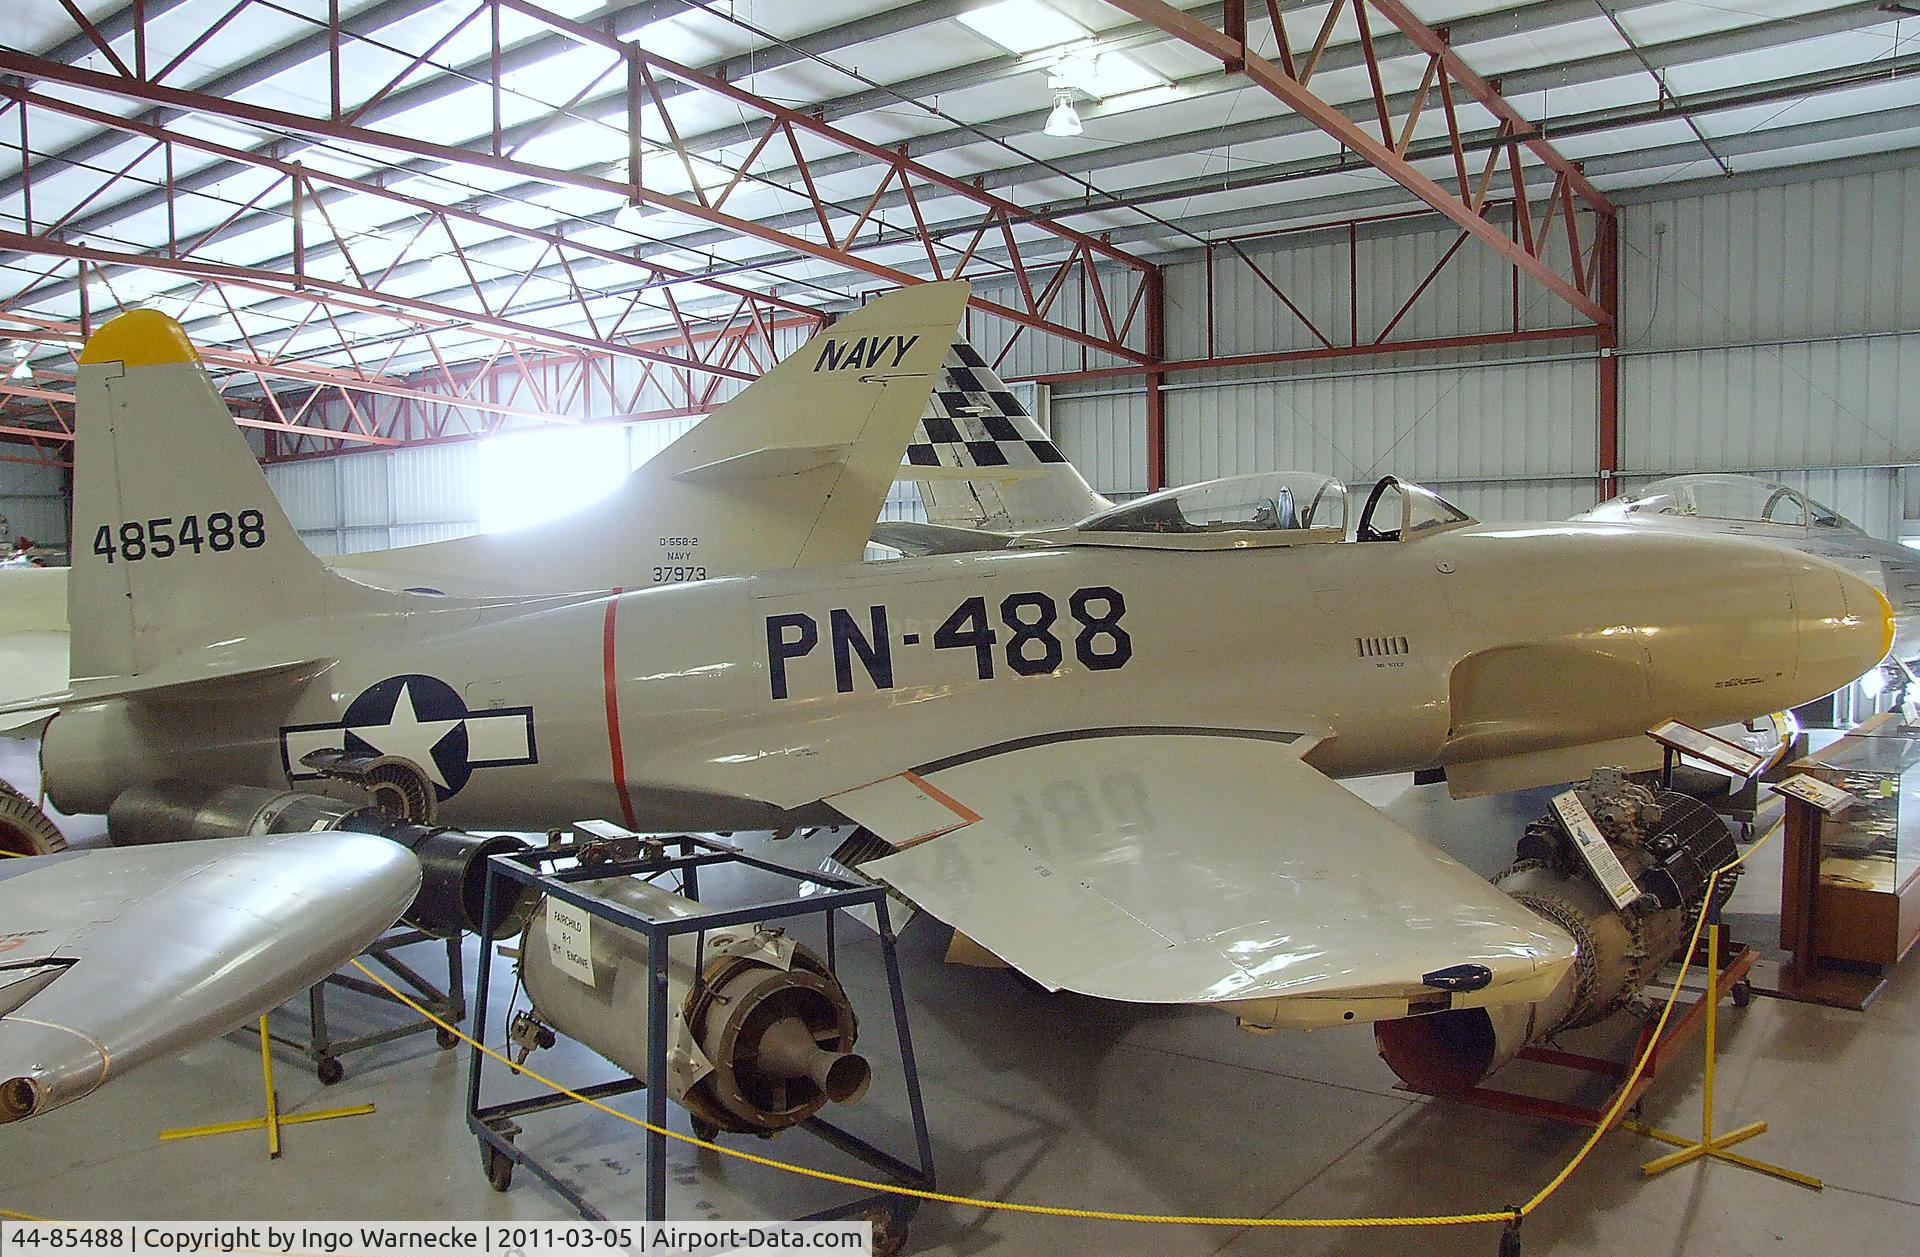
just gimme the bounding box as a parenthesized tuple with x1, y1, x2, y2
(0, 655, 331, 719)
(671, 443, 852, 484)
(869, 520, 1014, 556)
(333, 282, 969, 593)
(900, 463, 1048, 484)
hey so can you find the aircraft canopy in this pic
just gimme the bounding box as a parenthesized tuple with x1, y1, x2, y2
(1061, 472, 1475, 550)
(1587, 474, 1854, 532)
(1075, 472, 1350, 541)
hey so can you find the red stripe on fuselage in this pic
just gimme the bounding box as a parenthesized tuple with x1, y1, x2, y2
(602, 590, 640, 829)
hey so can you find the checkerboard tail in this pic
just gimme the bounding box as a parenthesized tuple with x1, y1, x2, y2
(907, 342, 1110, 532)
(69, 311, 386, 682)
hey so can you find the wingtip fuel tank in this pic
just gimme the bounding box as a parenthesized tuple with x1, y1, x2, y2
(0, 832, 418, 1124)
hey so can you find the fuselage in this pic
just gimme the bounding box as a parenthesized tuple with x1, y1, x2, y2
(40, 521, 1891, 829)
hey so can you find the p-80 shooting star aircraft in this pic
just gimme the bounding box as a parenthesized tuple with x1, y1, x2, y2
(0, 311, 1895, 1117)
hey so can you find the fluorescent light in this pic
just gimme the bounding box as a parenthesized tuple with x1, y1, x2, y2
(1044, 92, 1083, 137)
(958, 0, 1089, 55)
(1050, 50, 1165, 98)
(474, 425, 629, 534)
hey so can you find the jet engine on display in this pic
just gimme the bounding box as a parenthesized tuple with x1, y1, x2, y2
(520, 880, 871, 1137)
(1375, 768, 1739, 1094)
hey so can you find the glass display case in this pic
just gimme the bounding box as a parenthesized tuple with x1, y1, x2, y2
(1776, 713, 1920, 1006)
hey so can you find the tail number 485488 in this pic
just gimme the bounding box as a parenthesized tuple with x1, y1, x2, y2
(93, 510, 266, 563)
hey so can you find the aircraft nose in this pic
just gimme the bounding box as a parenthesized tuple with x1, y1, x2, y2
(1790, 554, 1894, 694)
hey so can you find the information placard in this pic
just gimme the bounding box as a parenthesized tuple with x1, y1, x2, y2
(1771, 773, 1859, 816)
(1553, 790, 1641, 910)
(1647, 719, 1768, 779)
(545, 898, 596, 987)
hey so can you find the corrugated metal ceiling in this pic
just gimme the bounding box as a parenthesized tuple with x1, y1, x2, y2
(4, 0, 1919, 376)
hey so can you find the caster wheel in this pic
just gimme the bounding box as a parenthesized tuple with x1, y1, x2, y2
(436, 1026, 460, 1050)
(481, 1142, 515, 1193)
(1732, 979, 1754, 1008)
(317, 1056, 345, 1086)
(691, 1118, 720, 1143)
(868, 1213, 906, 1257)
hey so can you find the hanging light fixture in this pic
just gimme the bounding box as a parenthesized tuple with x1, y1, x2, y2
(7, 342, 28, 382)
(1044, 90, 1083, 138)
(614, 200, 652, 231)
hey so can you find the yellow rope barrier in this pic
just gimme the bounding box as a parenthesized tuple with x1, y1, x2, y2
(341, 818, 1781, 1232)
(1519, 818, 1777, 1214)
(1, 816, 1779, 1231)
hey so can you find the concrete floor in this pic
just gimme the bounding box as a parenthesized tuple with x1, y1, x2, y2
(3, 738, 1917, 1255)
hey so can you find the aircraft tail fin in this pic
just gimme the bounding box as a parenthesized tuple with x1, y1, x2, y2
(332, 282, 969, 595)
(907, 342, 1110, 532)
(69, 310, 367, 683)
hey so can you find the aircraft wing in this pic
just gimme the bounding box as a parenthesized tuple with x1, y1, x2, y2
(0, 832, 419, 1123)
(827, 732, 1575, 1029)
(868, 519, 1014, 556)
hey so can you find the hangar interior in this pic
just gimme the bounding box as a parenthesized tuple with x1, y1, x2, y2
(4, 0, 1920, 1253)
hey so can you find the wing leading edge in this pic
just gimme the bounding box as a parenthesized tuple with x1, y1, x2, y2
(828, 732, 1575, 1029)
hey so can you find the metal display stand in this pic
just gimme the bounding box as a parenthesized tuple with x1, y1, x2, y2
(271, 927, 466, 1084)
(1441, 931, 1757, 1130)
(465, 834, 934, 1247)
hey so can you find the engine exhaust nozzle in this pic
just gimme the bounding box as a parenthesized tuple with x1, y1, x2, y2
(749, 1014, 872, 1105)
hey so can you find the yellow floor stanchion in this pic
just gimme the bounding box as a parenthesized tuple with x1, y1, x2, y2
(157, 1015, 374, 1157)
(1624, 915, 1823, 1189)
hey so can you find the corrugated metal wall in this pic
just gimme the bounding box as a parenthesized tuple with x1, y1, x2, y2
(0, 460, 66, 554)
(260, 160, 1920, 559)
(981, 161, 1920, 548)
(1619, 166, 1920, 486)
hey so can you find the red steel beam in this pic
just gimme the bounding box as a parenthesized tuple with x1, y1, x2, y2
(0, 47, 1150, 364)
(0, 229, 756, 387)
(1100, 0, 1611, 328)
(0, 82, 823, 329)
(1594, 214, 1620, 502)
(504, 0, 1152, 276)
(1012, 324, 1602, 385)
(1366, 0, 1611, 213)
(1145, 266, 1166, 491)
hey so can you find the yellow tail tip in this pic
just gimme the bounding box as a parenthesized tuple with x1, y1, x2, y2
(77, 308, 199, 367)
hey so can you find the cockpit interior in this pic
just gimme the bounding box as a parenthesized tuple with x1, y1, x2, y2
(1058, 472, 1474, 550)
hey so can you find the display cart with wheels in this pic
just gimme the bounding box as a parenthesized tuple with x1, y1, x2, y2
(271, 926, 467, 1085)
(465, 832, 933, 1252)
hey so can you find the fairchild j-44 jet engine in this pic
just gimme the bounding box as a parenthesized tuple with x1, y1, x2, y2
(1375, 768, 1738, 1094)
(519, 877, 871, 1137)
